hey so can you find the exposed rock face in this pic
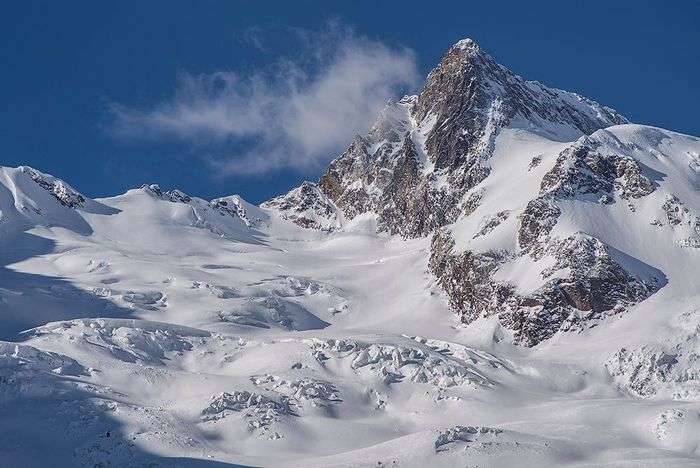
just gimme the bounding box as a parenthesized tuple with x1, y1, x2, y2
(140, 184, 264, 238)
(429, 230, 513, 325)
(262, 181, 340, 230)
(271, 39, 626, 238)
(427, 127, 666, 345)
(430, 228, 663, 346)
(23, 166, 86, 208)
(661, 194, 700, 248)
(210, 195, 265, 227)
(428, 131, 665, 346)
(520, 135, 656, 256)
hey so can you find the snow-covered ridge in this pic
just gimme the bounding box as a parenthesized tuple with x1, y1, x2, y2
(0, 38, 699, 467)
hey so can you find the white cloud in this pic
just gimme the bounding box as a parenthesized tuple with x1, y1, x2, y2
(108, 27, 419, 175)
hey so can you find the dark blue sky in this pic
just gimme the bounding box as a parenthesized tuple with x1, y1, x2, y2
(1, 1, 698, 203)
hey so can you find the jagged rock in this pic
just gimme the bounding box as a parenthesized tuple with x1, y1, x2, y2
(528, 155, 543, 171)
(210, 195, 265, 227)
(261, 39, 693, 350)
(431, 229, 662, 346)
(539, 137, 655, 201)
(461, 188, 485, 217)
(262, 181, 341, 230)
(518, 198, 561, 254)
(520, 137, 656, 255)
(429, 230, 514, 325)
(271, 39, 624, 237)
(139, 184, 263, 242)
(23, 167, 86, 208)
(142, 184, 192, 204)
(662, 194, 700, 248)
(473, 211, 509, 239)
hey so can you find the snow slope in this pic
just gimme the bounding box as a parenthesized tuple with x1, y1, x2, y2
(0, 147, 698, 466)
(0, 39, 699, 467)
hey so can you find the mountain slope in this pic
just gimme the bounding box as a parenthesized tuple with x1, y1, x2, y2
(0, 38, 698, 467)
(270, 39, 700, 347)
(431, 124, 699, 345)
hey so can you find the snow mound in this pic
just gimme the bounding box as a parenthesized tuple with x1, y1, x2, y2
(0, 165, 115, 236)
(434, 425, 560, 462)
(0, 341, 87, 404)
(653, 408, 700, 453)
(605, 309, 700, 400)
(306, 336, 499, 389)
(201, 390, 294, 439)
(219, 296, 329, 331)
(262, 181, 342, 231)
(27, 319, 210, 365)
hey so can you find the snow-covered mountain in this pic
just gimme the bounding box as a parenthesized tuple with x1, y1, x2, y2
(268, 38, 700, 347)
(1, 39, 699, 467)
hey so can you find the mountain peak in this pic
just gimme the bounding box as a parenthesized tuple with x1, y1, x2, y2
(272, 37, 631, 239)
(449, 37, 482, 56)
(451, 37, 480, 51)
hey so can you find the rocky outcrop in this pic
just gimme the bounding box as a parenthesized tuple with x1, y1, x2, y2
(270, 39, 625, 238)
(142, 184, 265, 227)
(139, 184, 263, 239)
(23, 166, 86, 208)
(428, 133, 663, 346)
(605, 312, 700, 400)
(210, 195, 265, 228)
(430, 228, 663, 346)
(479, 132, 662, 344)
(661, 194, 700, 248)
(519, 136, 656, 256)
(262, 181, 340, 230)
(429, 230, 514, 325)
(538, 137, 655, 201)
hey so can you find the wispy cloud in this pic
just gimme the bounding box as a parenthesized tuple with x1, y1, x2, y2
(108, 25, 419, 175)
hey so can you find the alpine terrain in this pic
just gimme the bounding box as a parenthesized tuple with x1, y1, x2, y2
(1, 39, 699, 467)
